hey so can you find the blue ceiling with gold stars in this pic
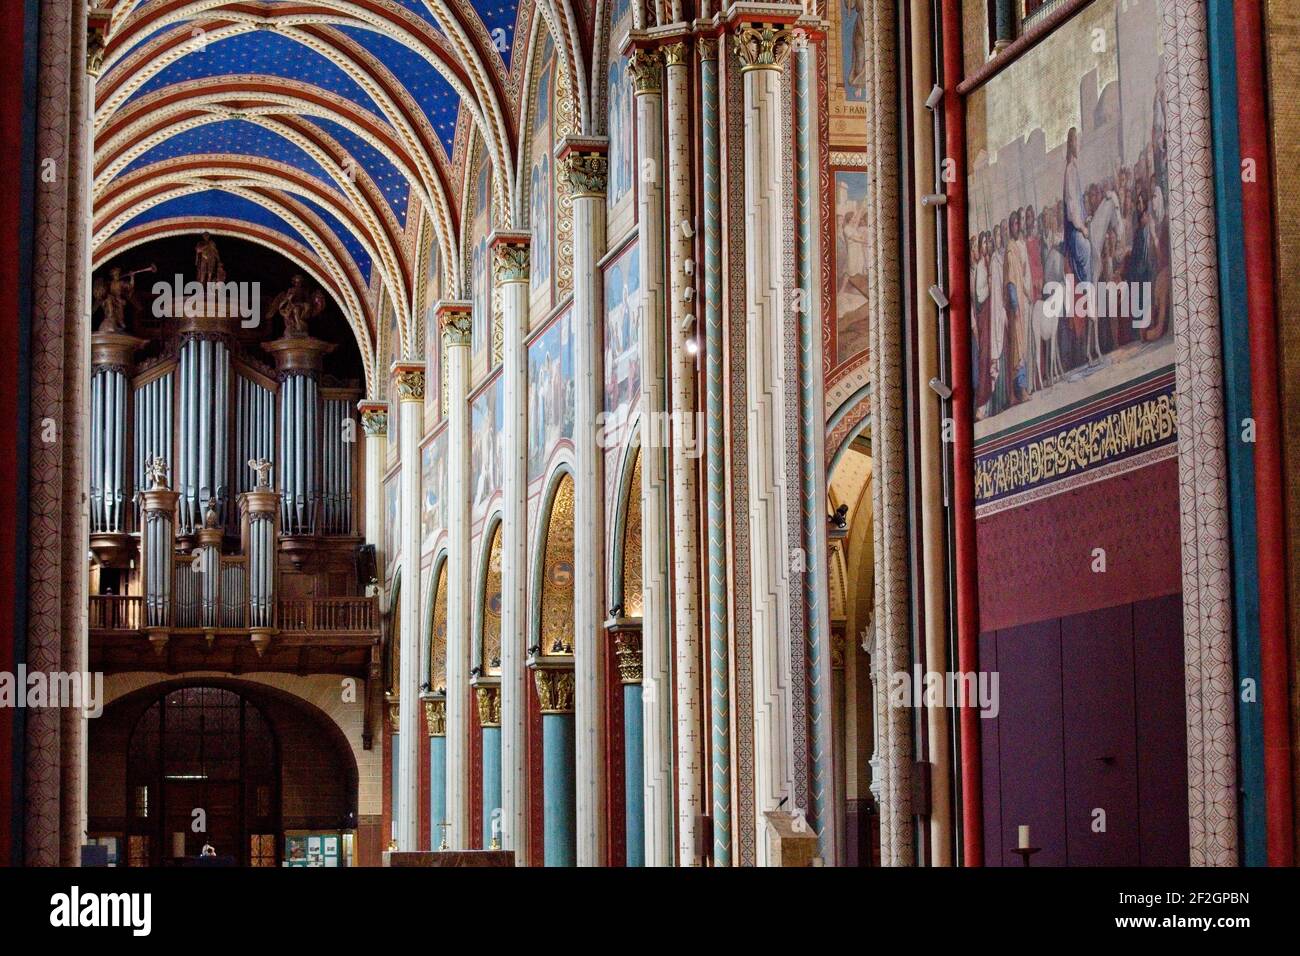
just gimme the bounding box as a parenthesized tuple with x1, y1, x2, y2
(103, 1, 520, 290)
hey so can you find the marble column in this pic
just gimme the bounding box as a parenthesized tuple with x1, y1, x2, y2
(534, 664, 577, 865)
(733, 19, 797, 866)
(476, 685, 503, 847)
(358, 402, 389, 578)
(491, 233, 530, 855)
(610, 621, 645, 866)
(424, 695, 447, 847)
(393, 362, 425, 850)
(438, 301, 473, 848)
(625, 39, 675, 869)
(663, 36, 704, 867)
(558, 137, 609, 867)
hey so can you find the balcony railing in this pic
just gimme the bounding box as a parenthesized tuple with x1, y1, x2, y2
(277, 597, 377, 634)
(90, 593, 378, 634)
(89, 594, 143, 630)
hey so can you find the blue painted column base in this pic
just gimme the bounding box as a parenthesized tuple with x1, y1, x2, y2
(623, 683, 645, 867)
(542, 712, 576, 867)
(482, 725, 502, 848)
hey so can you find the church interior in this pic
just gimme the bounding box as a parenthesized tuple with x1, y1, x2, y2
(1, 0, 1299, 872)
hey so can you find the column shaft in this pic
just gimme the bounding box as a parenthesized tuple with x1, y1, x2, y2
(396, 369, 424, 850)
(664, 42, 704, 867)
(563, 150, 609, 867)
(629, 45, 675, 868)
(737, 30, 796, 865)
(495, 245, 530, 855)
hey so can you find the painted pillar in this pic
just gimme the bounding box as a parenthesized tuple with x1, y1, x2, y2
(663, 36, 704, 867)
(625, 39, 675, 869)
(425, 697, 447, 848)
(393, 361, 425, 850)
(359, 402, 389, 577)
(476, 686, 503, 846)
(908, 0, 953, 867)
(535, 666, 577, 866)
(698, 30, 733, 869)
(491, 232, 530, 855)
(558, 139, 609, 867)
(612, 624, 645, 866)
(438, 301, 473, 848)
(733, 19, 797, 866)
(794, 25, 838, 864)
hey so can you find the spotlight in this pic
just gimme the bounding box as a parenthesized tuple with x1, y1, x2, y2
(921, 193, 948, 207)
(680, 219, 695, 238)
(685, 338, 700, 356)
(925, 85, 943, 110)
(929, 284, 949, 309)
(928, 377, 953, 400)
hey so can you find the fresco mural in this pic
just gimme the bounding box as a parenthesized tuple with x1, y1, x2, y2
(421, 430, 446, 555)
(606, 0, 636, 239)
(828, 0, 868, 148)
(384, 471, 400, 575)
(966, 0, 1172, 442)
(834, 171, 870, 366)
(527, 311, 574, 482)
(530, 34, 555, 321)
(602, 242, 640, 450)
(471, 376, 504, 521)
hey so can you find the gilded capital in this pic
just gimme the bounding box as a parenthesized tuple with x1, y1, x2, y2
(627, 48, 663, 94)
(392, 365, 426, 403)
(560, 151, 609, 198)
(613, 631, 643, 685)
(534, 668, 576, 714)
(359, 404, 389, 436)
(437, 305, 473, 348)
(87, 8, 111, 77)
(424, 697, 446, 737)
(491, 238, 530, 284)
(475, 686, 502, 727)
(732, 23, 795, 72)
(662, 41, 688, 67)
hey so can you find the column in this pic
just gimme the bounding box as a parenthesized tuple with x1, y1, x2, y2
(663, 36, 704, 867)
(393, 361, 425, 850)
(610, 621, 645, 866)
(733, 19, 797, 866)
(698, 31, 733, 867)
(558, 137, 609, 867)
(534, 664, 577, 866)
(491, 233, 530, 855)
(438, 301, 473, 848)
(625, 38, 675, 869)
(139, 458, 179, 656)
(476, 686, 502, 846)
(424, 696, 448, 848)
(358, 403, 388, 579)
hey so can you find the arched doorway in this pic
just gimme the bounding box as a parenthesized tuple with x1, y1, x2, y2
(126, 686, 279, 866)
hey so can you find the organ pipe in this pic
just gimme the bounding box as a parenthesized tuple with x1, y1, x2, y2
(89, 329, 145, 566)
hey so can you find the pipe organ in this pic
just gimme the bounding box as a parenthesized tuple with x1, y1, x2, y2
(86, 268, 362, 655)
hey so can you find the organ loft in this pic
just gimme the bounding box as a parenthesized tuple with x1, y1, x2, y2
(87, 236, 381, 864)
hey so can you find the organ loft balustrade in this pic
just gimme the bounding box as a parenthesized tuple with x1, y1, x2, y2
(86, 235, 380, 682)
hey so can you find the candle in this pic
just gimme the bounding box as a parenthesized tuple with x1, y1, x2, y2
(1018, 825, 1031, 849)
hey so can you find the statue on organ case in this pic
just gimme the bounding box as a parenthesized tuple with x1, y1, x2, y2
(194, 232, 226, 285)
(267, 274, 327, 338)
(91, 263, 154, 332)
(248, 457, 273, 489)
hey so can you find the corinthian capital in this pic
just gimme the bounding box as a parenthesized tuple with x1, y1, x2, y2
(627, 48, 664, 94)
(392, 364, 426, 403)
(436, 301, 473, 348)
(732, 23, 795, 71)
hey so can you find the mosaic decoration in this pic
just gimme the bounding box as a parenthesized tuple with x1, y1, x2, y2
(430, 561, 449, 693)
(539, 474, 576, 655)
(480, 522, 504, 675)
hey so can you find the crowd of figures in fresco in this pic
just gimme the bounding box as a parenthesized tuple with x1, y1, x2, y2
(970, 96, 1171, 423)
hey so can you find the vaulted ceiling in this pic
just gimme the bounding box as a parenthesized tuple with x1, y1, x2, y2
(89, 0, 550, 394)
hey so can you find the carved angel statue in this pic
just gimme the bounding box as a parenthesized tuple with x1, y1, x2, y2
(145, 456, 170, 489)
(248, 457, 273, 488)
(91, 263, 153, 333)
(266, 274, 326, 338)
(194, 232, 226, 285)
